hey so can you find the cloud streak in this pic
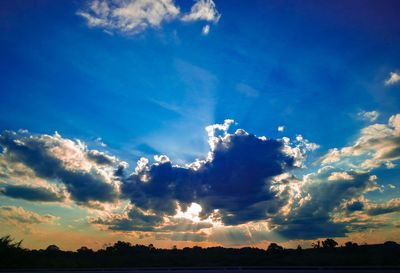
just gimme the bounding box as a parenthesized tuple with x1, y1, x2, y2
(0, 184, 65, 202)
(0, 206, 59, 225)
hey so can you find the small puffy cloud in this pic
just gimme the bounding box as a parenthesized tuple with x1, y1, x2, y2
(358, 110, 379, 122)
(321, 113, 400, 169)
(202, 24, 210, 35)
(281, 134, 319, 167)
(278, 126, 285, 132)
(385, 72, 400, 86)
(0, 130, 121, 205)
(181, 0, 221, 23)
(0, 184, 65, 202)
(77, 0, 180, 35)
(0, 206, 59, 225)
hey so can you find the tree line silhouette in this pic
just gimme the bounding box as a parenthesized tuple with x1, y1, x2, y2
(1, 235, 400, 268)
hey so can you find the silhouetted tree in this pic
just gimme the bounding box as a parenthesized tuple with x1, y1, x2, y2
(322, 238, 338, 248)
(312, 240, 321, 248)
(45, 245, 60, 252)
(0, 235, 22, 250)
(266, 243, 283, 254)
(345, 241, 358, 248)
(77, 246, 93, 254)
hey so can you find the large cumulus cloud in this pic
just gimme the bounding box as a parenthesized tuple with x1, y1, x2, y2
(121, 122, 298, 226)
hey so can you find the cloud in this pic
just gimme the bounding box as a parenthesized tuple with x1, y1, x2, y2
(385, 72, 400, 86)
(358, 110, 379, 122)
(86, 150, 118, 165)
(202, 24, 210, 35)
(0, 206, 59, 225)
(0, 130, 120, 205)
(281, 134, 319, 167)
(271, 167, 378, 239)
(365, 198, 400, 216)
(78, 0, 221, 36)
(0, 184, 65, 202)
(236, 83, 259, 98)
(77, 0, 180, 35)
(181, 0, 221, 23)
(92, 206, 164, 232)
(120, 120, 298, 227)
(278, 126, 285, 132)
(321, 113, 400, 169)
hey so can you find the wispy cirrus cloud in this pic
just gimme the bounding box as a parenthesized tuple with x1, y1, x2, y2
(77, 0, 221, 35)
(77, 0, 180, 35)
(358, 110, 379, 122)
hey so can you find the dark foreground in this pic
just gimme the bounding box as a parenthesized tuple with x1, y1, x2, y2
(2, 237, 400, 269)
(2, 267, 400, 273)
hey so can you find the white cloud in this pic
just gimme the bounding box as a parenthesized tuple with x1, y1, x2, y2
(358, 110, 379, 122)
(77, 0, 180, 35)
(281, 134, 319, 167)
(385, 72, 400, 86)
(78, 0, 222, 36)
(181, 0, 221, 23)
(327, 171, 354, 181)
(321, 113, 400, 169)
(202, 24, 210, 35)
(278, 126, 285, 132)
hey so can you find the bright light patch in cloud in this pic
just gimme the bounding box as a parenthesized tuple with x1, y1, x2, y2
(181, 0, 221, 23)
(385, 72, 400, 85)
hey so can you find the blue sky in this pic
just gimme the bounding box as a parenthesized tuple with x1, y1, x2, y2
(1, 0, 400, 250)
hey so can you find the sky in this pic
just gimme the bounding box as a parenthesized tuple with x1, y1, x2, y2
(1, 0, 400, 251)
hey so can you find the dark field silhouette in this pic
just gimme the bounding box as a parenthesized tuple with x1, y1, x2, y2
(1, 236, 400, 269)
